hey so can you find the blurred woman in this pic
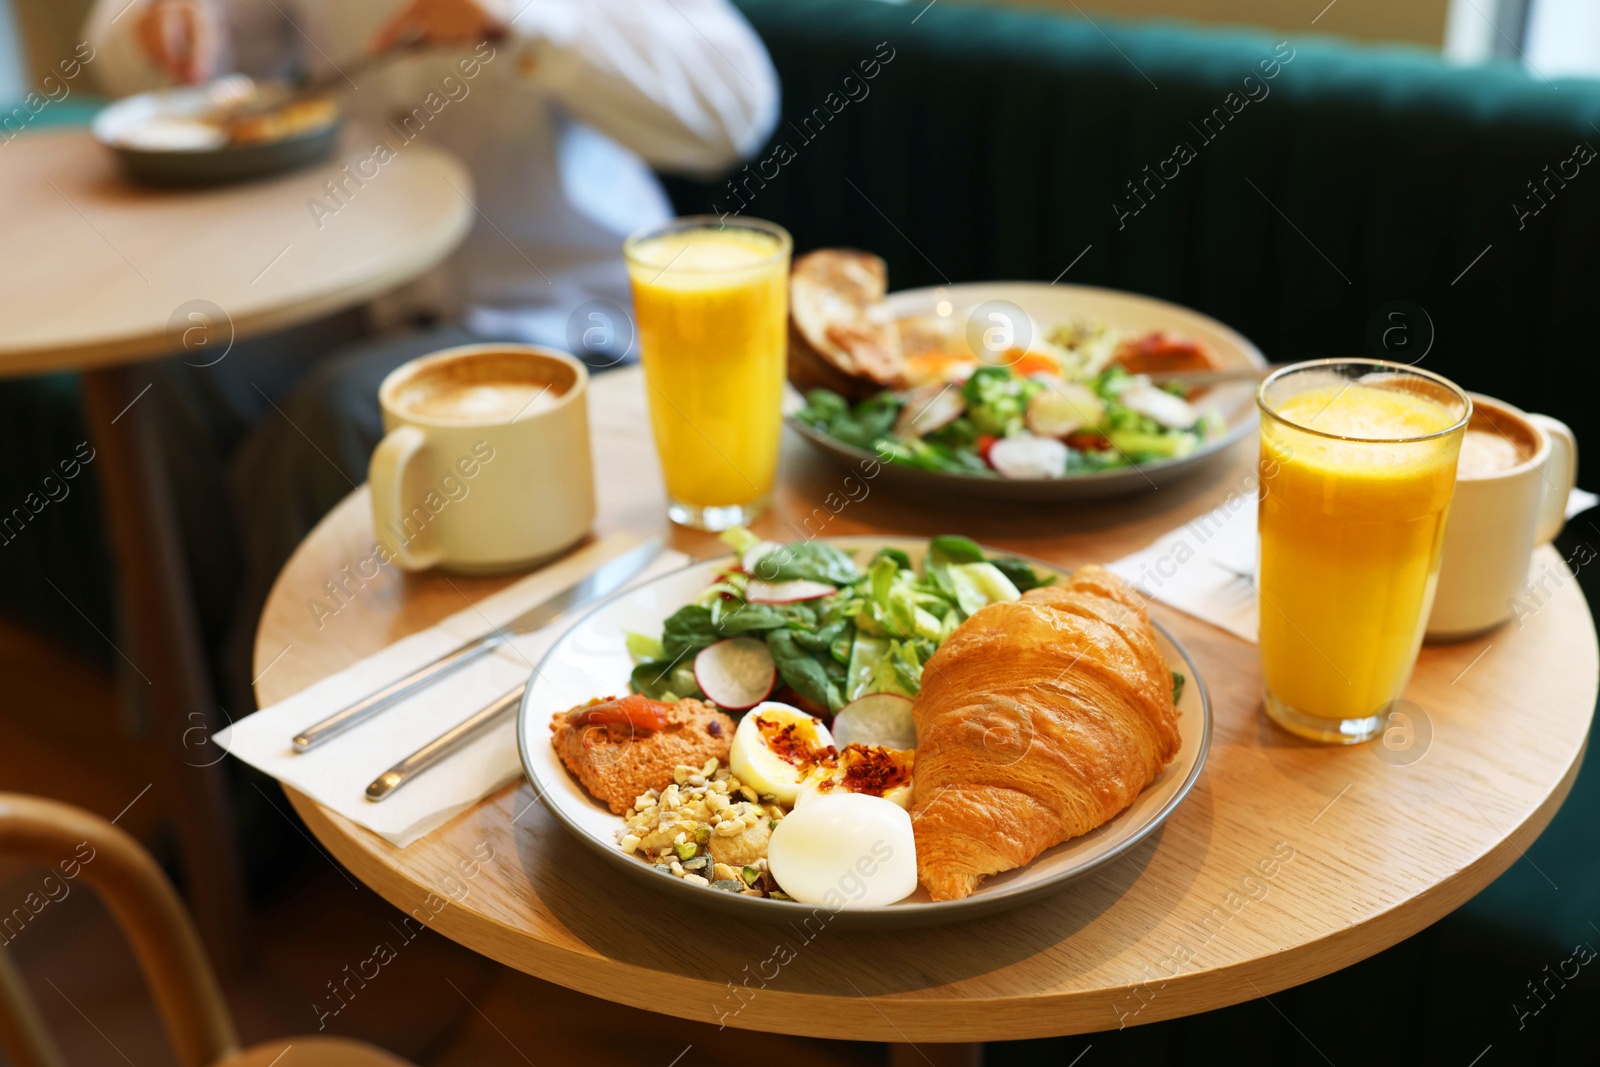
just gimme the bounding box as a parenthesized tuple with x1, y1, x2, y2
(85, 0, 779, 708)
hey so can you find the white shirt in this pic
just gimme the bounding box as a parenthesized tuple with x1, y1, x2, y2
(85, 0, 779, 348)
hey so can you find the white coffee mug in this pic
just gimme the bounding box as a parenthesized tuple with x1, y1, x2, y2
(370, 344, 595, 573)
(1426, 394, 1577, 640)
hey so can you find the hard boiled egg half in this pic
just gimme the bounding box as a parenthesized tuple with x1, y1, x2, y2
(796, 745, 915, 809)
(729, 702, 834, 806)
(768, 793, 918, 907)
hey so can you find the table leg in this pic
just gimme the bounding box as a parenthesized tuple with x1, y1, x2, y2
(888, 1043, 983, 1067)
(80, 363, 248, 972)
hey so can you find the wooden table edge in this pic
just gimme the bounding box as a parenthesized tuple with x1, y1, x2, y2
(283, 730, 1588, 1043)
(0, 211, 473, 377)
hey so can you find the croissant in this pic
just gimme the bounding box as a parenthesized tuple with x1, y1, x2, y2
(910, 565, 1181, 901)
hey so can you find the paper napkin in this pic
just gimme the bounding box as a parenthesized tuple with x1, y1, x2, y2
(217, 533, 689, 848)
(1107, 492, 1263, 643)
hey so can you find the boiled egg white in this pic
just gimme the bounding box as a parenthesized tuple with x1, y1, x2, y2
(729, 702, 834, 806)
(767, 793, 918, 907)
(795, 745, 915, 810)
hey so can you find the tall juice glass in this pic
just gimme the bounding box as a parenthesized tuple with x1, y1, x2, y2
(1257, 360, 1470, 743)
(624, 216, 792, 530)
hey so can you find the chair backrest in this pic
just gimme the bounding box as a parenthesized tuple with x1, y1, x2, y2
(0, 942, 65, 1067)
(0, 793, 240, 1067)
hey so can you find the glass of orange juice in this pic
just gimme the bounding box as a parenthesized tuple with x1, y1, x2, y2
(1257, 360, 1470, 743)
(623, 216, 792, 530)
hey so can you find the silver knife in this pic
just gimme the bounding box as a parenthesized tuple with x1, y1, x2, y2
(365, 685, 522, 801)
(292, 538, 663, 752)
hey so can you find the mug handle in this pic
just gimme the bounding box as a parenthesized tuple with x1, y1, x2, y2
(1528, 414, 1578, 544)
(370, 425, 444, 571)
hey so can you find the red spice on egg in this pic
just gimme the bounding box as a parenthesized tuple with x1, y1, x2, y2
(814, 745, 912, 798)
(754, 715, 829, 766)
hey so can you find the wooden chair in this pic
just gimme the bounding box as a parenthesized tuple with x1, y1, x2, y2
(0, 793, 415, 1067)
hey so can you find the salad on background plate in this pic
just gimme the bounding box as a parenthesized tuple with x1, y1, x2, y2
(784, 255, 1263, 497)
(795, 298, 1229, 481)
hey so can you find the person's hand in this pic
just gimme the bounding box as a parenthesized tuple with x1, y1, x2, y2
(371, 0, 506, 54)
(134, 0, 225, 84)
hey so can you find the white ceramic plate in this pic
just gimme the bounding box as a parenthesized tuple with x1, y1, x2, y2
(786, 281, 1266, 501)
(518, 537, 1210, 927)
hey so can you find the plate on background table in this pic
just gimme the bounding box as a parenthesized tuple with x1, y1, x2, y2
(94, 84, 341, 187)
(517, 537, 1211, 928)
(786, 282, 1266, 501)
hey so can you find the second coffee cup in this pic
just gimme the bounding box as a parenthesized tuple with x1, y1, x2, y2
(1426, 393, 1577, 640)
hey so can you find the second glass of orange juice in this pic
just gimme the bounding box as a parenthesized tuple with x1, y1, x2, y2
(1257, 360, 1470, 743)
(624, 216, 792, 530)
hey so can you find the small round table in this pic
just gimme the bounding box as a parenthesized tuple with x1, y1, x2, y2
(0, 127, 472, 964)
(256, 365, 1596, 1046)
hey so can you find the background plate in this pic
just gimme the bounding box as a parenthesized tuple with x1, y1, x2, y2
(786, 281, 1266, 501)
(517, 537, 1211, 928)
(93, 86, 340, 187)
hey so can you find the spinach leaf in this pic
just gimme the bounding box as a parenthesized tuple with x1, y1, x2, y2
(631, 659, 700, 700)
(795, 389, 849, 426)
(871, 547, 913, 572)
(990, 555, 1055, 592)
(714, 602, 798, 635)
(925, 416, 978, 450)
(750, 542, 858, 585)
(766, 630, 845, 711)
(791, 619, 849, 654)
(796, 389, 902, 451)
(661, 605, 718, 661)
(877, 437, 990, 474)
(928, 535, 986, 567)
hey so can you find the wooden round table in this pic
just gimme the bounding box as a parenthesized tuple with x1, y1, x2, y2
(256, 366, 1597, 1044)
(0, 127, 472, 964)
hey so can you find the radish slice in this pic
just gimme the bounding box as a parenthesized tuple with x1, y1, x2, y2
(693, 637, 777, 711)
(1027, 380, 1104, 438)
(893, 383, 966, 438)
(1119, 383, 1198, 429)
(741, 540, 785, 577)
(988, 435, 1068, 480)
(831, 693, 917, 750)
(746, 578, 836, 603)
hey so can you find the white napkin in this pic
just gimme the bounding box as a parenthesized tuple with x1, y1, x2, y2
(1108, 486, 1597, 645)
(218, 534, 689, 848)
(1107, 492, 1263, 643)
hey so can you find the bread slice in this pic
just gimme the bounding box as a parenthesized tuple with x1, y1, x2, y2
(788, 250, 906, 400)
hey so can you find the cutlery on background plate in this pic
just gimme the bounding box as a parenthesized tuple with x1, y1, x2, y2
(1143, 363, 1283, 389)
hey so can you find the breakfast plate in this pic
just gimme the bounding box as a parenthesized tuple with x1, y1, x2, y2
(517, 536, 1211, 927)
(786, 281, 1266, 501)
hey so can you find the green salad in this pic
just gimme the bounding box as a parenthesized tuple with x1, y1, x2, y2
(797, 364, 1227, 479)
(626, 530, 1055, 713)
